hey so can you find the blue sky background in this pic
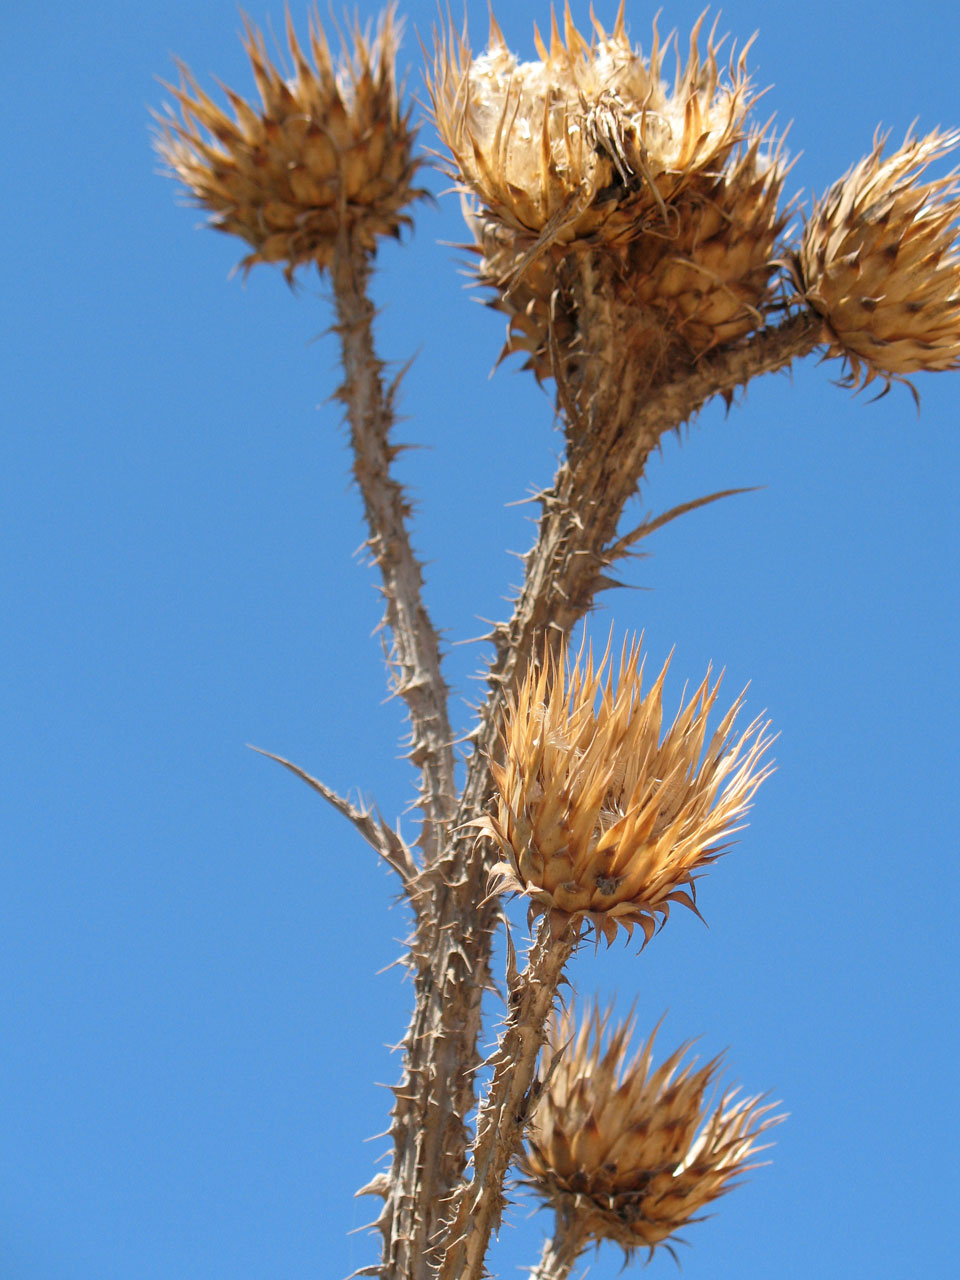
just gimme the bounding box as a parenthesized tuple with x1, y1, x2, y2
(4, 2, 959, 1277)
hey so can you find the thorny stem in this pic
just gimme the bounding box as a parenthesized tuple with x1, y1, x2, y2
(329, 229, 456, 864)
(467, 308, 822, 760)
(328, 234, 471, 1280)
(375, 307, 821, 1279)
(371, 871, 500, 1280)
(438, 920, 579, 1280)
(528, 1206, 589, 1280)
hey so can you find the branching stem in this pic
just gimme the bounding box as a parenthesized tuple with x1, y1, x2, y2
(248, 745, 417, 886)
(377, 308, 822, 1278)
(438, 919, 579, 1280)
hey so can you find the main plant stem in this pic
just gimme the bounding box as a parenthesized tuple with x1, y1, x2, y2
(374, 308, 820, 1279)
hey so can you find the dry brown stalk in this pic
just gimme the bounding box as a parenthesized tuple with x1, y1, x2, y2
(463, 309, 820, 762)
(155, 7, 452, 863)
(329, 228, 457, 860)
(364, 869, 500, 1279)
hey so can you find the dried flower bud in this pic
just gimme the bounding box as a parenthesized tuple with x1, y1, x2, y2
(429, 5, 788, 385)
(482, 637, 774, 946)
(798, 128, 960, 394)
(522, 1001, 781, 1263)
(154, 5, 424, 280)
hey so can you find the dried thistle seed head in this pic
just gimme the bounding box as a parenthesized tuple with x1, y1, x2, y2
(428, 5, 757, 247)
(522, 1001, 781, 1262)
(481, 637, 774, 946)
(154, 5, 424, 280)
(430, 7, 788, 386)
(798, 127, 960, 394)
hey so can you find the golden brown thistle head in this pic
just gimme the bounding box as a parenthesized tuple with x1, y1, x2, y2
(427, 5, 788, 385)
(522, 1000, 781, 1263)
(428, 4, 757, 246)
(798, 127, 960, 395)
(154, 5, 424, 280)
(481, 637, 774, 946)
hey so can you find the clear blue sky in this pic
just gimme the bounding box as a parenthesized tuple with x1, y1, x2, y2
(4, 2, 959, 1277)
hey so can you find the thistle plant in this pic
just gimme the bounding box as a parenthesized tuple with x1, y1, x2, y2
(153, 4, 960, 1277)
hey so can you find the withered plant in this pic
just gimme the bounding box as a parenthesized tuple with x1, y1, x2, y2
(154, 4, 960, 1277)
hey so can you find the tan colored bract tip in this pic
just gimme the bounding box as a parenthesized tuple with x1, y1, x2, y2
(798, 127, 960, 394)
(154, 5, 424, 280)
(481, 637, 774, 946)
(427, 5, 788, 384)
(522, 1001, 781, 1262)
